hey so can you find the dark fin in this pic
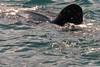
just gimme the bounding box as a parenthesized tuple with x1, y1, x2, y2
(52, 4, 83, 26)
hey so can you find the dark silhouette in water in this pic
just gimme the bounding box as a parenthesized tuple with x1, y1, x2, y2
(52, 4, 83, 26)
(18, 4, 83, 26)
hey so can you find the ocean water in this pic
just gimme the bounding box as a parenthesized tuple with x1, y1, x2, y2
(0, 0, 100, 67)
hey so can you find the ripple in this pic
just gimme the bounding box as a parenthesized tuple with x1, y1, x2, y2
(0, 0, 99, 67)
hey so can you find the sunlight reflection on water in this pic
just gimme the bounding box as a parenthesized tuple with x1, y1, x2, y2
(0, 0, 100, 67)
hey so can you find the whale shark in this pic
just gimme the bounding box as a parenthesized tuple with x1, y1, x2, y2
(0, 4, 83, 26)
(17, 4, 83, 26)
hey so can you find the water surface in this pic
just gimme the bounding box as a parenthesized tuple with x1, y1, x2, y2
(0, 0, 100, 67)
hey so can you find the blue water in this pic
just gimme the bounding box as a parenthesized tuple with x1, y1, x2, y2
(0, 0, 100, 67)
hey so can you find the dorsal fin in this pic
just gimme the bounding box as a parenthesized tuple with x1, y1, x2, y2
(52, 4, 83, 26)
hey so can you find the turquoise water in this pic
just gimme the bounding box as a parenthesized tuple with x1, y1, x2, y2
(0, 0, 100, 67)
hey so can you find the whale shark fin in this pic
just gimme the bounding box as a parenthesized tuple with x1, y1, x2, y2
(52, 4, 83, 26)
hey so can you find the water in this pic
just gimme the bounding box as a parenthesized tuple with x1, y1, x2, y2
(0, 0, 100, 67)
